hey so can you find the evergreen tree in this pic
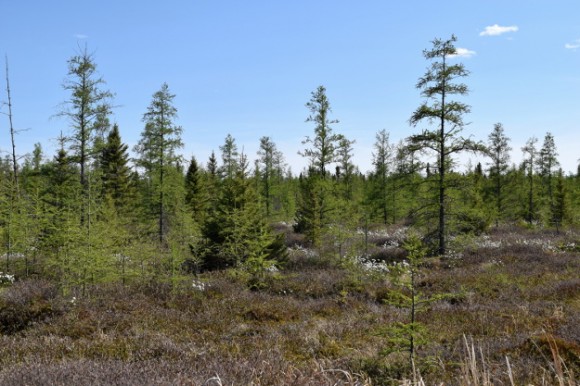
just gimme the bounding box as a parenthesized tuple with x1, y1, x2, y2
(336, 135, 356, 199)
(408, 35, 483, 255)
(207, 151, 218, 177)
(257, 136, 285, 218)
(522, 137, 539, 224)
(300, 85, 342, 177)
(201, 138, 285, 270)
(184, 156, 205, 223)
(294, 171, 326, 247)
(100, 124, 133, 213)
(486, 123, 512, 226)
(539, 132, 559, 221)
(58, 46, 113, 225)
(370, 129, 394, 224)
(219, 134, 239, 181)
(134, 83, 183, 244)
(296, 86, 345, 244)
(552, 169, 567, 231)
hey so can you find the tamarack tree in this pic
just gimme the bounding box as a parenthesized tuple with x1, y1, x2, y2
(408, 35, 484, 255)
(57, 46, 113, 225)
(134, 83, 183, 245)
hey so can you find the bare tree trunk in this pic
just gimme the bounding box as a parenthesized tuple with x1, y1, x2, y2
(5, 55, 18, 190)
(438, 65, 447, 256)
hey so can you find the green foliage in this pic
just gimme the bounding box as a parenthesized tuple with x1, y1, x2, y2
(200, 135, 287, 271)
(294, 172, 330, 247)
(100, 124, 134, 214)
(58, 46, 114, 226)
(380, 233, 451, 369)
(134, 83, 184, 244)
(367, 129, 394, 225)
(184, 156, 205, 223)
(300, 85, 342, 177)
(408, 35, 485, 255)
(257, 136, 287, 220)
(486, 123, 512, 226)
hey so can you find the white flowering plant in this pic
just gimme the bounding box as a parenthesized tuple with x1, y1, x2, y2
(0, 272, 15, 286)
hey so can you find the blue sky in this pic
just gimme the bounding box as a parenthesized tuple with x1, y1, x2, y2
(2, 0, 580, 174)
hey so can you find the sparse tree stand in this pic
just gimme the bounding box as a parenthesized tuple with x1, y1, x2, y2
(135, 83, 183, 245)
(408, 35, 483, 255)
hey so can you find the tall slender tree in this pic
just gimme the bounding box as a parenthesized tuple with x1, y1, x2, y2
(4, 55, 18, 189)
(336, 135, 356, 198)
(58, 46, 113, 225)
(371, 129, 394, 224)
(219, 134, 239, 181)
(134, 83, 183, 244)
(539, 132, 559, 219)
(522, 137, 539, 224)
(486, 123, 512, 226)
(408, 35, 482, 255)
(300, 85, 342, 177)
(257, 136, 285, 218)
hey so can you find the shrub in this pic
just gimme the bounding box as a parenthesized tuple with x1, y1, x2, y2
(0, 279, 59, 334)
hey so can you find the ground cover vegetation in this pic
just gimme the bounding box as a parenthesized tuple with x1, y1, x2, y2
(0, 38, 578, 384)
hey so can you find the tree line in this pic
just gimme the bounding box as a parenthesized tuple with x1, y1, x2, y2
(1, 37, 578, 291)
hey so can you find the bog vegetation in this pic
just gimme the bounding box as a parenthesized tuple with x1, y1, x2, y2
(0, 36, 578, 384)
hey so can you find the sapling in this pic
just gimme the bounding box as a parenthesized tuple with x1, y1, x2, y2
(381, 232, 451, 372)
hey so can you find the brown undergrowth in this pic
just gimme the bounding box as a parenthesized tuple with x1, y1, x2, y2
(0, 225, 578, 385)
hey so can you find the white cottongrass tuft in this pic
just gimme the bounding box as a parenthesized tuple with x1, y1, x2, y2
(0, 272, 15, 285)
(192, 279, 208, 291)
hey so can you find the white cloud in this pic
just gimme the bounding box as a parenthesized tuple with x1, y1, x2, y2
(74, 34, 89, 40)
(447, 47, 476, 59)
(565, 39, 580, 50)
(480, 24, 519, 37)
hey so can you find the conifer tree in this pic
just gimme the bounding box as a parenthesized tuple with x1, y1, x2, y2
(58, 46, 113, 225)
(300, 85, 341, 177)
(134, 83, 183, 244)
(201, 136, 285, 270)
(296, 86, 344, 244)
(257, 136, 285, 218)
(219, 134, 239, 181)
(184, 156, 206, 223)
(552, 169, 567, 232)
(486, 123, 512, 226)
(100, 124, 133, 213)
(207, 151, 218, 177)
(294, 171, 325, 246)
(370, 129, 394, 224)
(539, 132, 559, 220)
(522, 137, 539, 224)
(408, 35, 483, 254)
(336, 135, 356, 199)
